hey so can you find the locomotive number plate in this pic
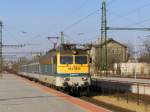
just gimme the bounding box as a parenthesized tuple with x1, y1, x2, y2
(68, 66, 81, 70)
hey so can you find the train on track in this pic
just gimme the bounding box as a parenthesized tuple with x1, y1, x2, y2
(18, 44, 91, 96)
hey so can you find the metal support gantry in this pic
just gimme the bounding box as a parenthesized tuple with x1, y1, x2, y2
(100, 0, 107, 73)
(0, 21, 25, 76)
(99, 0, 150, 76)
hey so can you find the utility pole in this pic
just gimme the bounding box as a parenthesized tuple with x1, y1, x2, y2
(0, 21, 2, 75)
(100, 0, 107, 73)
(61, 32, 64, 44)
(99, 0, 150, 77)
(0, 21, 25, 77)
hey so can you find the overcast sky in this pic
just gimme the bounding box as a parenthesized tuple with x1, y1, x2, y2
(1, 0, 150, 58)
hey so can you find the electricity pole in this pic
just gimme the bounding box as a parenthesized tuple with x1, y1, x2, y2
(100, 0, 107, 73)
(99, 0, 150, 77)
(0, 21, 2, 75)
(0, 21, 25, 77)
(61, 32, 64, 44)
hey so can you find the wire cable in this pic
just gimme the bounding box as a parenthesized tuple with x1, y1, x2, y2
(76, 0, 89, 11)
(108, 10, 135, 24)
(107, 0, 117, 7)
(63, 9, 100, 31)
(126, 17, 150, 27)
(110, 1, 150, 22)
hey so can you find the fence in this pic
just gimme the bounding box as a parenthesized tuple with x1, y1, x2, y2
(91, 78, 150, 112)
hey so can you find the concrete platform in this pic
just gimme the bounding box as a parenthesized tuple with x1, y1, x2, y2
(92, 76, 150, 95)
(93, 76, 150, 84)
(0, 73, 110, 112)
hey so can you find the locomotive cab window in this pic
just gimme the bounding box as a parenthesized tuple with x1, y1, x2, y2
(75, 56, 87, 64)
(60, 56, 73, 64)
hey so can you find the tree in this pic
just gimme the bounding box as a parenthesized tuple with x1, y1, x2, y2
(125, 41, 135, 60)
(138, 37, 150, 63)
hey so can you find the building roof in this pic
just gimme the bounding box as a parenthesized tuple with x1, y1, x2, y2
(106, 38, 127, 48)
(93, 38, 127, 48)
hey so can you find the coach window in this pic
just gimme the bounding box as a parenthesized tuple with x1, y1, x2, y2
(60, 56, 73, 64)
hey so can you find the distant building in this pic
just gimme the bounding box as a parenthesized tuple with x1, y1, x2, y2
(90, 38, 128, 74)
(114, 63, 150, 77)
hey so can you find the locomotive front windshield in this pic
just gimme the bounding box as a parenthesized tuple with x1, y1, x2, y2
(75, 56, 87, 64)
(60, 56, 73, 64)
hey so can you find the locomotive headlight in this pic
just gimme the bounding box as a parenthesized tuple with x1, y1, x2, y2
(73, 51, 78, 55)
(64, 77, 70, 81)
(82, 76, 88, 81)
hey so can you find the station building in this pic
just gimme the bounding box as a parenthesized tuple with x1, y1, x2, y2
(89, 38, 128, 74)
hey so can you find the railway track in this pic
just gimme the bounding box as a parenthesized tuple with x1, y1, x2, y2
(11, 71, 149, 112)
(38, 79, 137, 112)
(80, 96, 136, 112)
(101, 75, 150, 80)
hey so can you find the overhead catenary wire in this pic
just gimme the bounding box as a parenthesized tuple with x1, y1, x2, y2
(106, 1, 150, 33)
(108, 10, 135, 24)
(68, 0, 89, 17)
(25, 34, 41, 46)
(3, 25, 26, 47)
(126, 17, 150, 27)
(108, 1, 150, 24)
(107, 0, 117, 7)
(1, 27, 25, 48)
(109, 18, 150, 28)
(75, 0, 89, 12)
(62, 0, 116, 39)
(63, 9, 100, 31)
(3, 30, 20, 44)
(123, 1, 150, 18)
(3, 26, 41, 47)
